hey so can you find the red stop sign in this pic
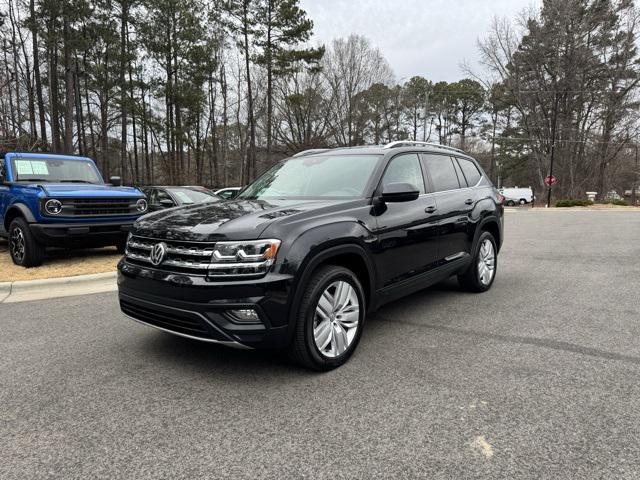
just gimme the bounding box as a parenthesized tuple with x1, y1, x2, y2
(544, 175, 557, 186)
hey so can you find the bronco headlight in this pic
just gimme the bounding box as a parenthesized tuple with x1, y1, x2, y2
(208, 239, 281, 278)
(44, 199, 63, 215)
(136, 198, 148, 213)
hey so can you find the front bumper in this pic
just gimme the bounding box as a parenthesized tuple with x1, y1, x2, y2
(117, 259, 295, 349)
(30, 221, 133, 247)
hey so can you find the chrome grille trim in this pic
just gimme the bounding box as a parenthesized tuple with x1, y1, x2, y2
(125, 234, 274, 278)
(128, 239, 214, 257)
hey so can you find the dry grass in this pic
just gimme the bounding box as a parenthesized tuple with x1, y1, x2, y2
(0, 238, 120, 282)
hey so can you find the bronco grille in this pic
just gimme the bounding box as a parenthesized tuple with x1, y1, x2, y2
(44, 197, 142, 217)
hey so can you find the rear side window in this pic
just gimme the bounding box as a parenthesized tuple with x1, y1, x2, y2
(382, 154, 426, 194)
(457, 158, 482, 186)
(452, 157, 467, 187)
(423, 154, 460, 192)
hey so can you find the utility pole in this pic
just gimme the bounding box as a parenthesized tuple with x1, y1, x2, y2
(632, 144, 638, 206)
(546, 142, 557, 207)
(546, 94, 559, 208)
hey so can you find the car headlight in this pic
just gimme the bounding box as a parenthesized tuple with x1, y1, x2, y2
(44, 199, 63, 215)
(136, 198, 148, 213)
(208, 239, 281, 278)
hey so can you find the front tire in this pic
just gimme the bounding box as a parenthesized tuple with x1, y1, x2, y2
(9, 218, 45, 267)
(288, 265, 366, 371)
(458, 231, 497, 293)
(116, 236, 127, 254)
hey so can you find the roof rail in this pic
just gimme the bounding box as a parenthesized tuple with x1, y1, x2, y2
(292, 148, 331, 157)
(383, 141, 465, 154)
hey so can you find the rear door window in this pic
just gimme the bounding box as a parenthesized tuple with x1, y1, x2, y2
(422, 154, 460, 192)
(457, 158, 482, 186)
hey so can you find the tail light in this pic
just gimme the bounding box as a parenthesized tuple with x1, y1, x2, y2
(497, 193, 505, 205)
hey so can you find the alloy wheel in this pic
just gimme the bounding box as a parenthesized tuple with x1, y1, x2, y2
(313, 280, 360, 358)
(477, 238, 495, 286)
(10, 227, 25, 262)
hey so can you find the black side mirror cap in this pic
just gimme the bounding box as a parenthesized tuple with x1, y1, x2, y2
(110, 176, 122, 186)
(380, 182, 420, 203)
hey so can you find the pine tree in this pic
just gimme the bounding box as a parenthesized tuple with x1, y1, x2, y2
(254, 0, 323, 161)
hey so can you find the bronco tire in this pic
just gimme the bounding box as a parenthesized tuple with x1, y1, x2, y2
(9, 217, 45, 267)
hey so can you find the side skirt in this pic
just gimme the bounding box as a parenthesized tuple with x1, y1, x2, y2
(373, 254, 471, 310)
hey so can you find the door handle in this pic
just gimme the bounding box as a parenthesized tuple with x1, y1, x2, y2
(464, 199, 474, 205)
(425, 206, 437, 214)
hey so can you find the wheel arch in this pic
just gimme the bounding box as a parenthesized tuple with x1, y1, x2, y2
(4, 203, 36, 231)
(476, 217, 501, 252)
(285, 243, 377, 344)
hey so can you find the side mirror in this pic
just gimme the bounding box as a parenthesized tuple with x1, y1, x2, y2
(380, 182, 420, 203)
(110, 176, 122, 186)
(160, 199, 175, 208)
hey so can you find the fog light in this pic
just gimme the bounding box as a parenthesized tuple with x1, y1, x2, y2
(228, 308, 260, 324)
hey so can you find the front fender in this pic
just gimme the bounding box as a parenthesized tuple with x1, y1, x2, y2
(276, 221, 377, 344)
(4, 202, 37, 229)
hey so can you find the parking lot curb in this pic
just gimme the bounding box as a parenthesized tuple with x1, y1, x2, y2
(0, 282, 11, 303)
(0, 271, 117, 304)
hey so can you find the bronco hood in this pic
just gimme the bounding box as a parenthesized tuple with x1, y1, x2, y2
(132, 198, 351, 242)
(37, 183, 143, 198)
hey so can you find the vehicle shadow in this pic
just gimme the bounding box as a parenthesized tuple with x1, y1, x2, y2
(132, 279, 466, 379)
(134, 330, 310, 380)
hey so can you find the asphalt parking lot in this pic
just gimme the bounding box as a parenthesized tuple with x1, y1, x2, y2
(2, 209, 640, 479)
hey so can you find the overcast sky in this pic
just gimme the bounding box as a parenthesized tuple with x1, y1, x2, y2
(300, 0, 534, 83)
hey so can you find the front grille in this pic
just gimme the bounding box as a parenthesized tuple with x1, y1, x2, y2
(126, 236, 216, 275)
(120, 298, 226, 341)
(125, 235, 272, 278)
(50, 197, 141, 217)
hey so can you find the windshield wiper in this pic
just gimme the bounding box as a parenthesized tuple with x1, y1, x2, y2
(16, 178, 50, 182)
(58, 180, 97, 184)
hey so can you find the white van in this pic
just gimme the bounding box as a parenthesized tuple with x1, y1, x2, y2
(500, 187, 534, 206)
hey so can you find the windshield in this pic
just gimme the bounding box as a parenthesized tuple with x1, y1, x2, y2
(238, 154, 382, 200)
(11, 157, 103, 184)
(168, 187, 217, 204)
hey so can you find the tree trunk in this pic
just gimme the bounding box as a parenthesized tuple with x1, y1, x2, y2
(265, 1, 273, 163)
(120, 0, 129, 183)
(47, 33, 62, 152)
(126, 26, 139, 184)
(63, 18, 74, 153)
(30, 0, 47, 146)
(242, 2, 257, 183)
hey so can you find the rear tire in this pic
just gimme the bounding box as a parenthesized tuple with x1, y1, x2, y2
(458, 231, 497, 293)
(288, 265, 366, 371)
(9, 218, 45, 268)
(506, 200, 516, 206)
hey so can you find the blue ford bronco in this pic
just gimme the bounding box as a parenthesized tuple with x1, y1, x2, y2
(0, 152, 148, 267)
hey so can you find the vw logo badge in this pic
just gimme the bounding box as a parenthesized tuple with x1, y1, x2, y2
(150, 242, 168, 266)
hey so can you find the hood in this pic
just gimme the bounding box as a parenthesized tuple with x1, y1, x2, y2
(132, 198, 356, 242)
(36, 183, 143, 198)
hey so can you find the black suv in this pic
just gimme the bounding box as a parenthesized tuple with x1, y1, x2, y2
(118, 142, 503, 370)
